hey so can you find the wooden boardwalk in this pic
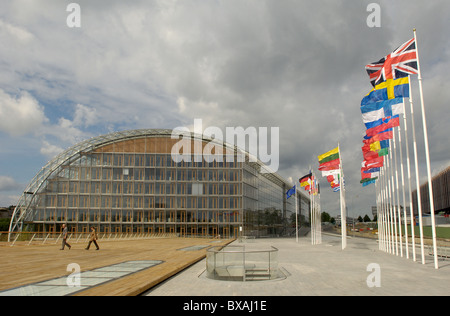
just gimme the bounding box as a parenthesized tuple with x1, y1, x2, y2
(0, 237, 233, 296)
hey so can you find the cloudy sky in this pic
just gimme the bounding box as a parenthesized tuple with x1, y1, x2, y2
(0, 0, 449, 218)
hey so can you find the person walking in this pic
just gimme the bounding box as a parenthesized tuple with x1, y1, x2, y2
(60, 224, 71, 250)
(85, 226, 100, 250)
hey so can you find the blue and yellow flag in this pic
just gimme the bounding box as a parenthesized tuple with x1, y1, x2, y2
(361, 77, 409, 106)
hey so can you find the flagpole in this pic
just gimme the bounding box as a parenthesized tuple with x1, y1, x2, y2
(315, 176, 321, 245)
(391, 144, 399, 256)
(413, 28, 439, 269)
(295, 184, 299, 243)
(376, 181, 382, 250)
(318, 181, 322, 244)
(397, 114, 409, 258)
(309, 166, 314, 245)
(382, 166, 388, 252)
(407, 76, 425, 263)
(338, 143, 346, 250)
(377, 175, 383, 251)
(393, 126, 403, 257)
(401, 95, 415, 260)
(312, 173, 316, 245)
(385, 151, 392, 253)
(384, 161, 392, 253)
(381, 163, 390, 253)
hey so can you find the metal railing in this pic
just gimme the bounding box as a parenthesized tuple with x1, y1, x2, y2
(206, 245, 278, 281)
(0, 231, 208, 247)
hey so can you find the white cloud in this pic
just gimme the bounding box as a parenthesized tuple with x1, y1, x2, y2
(0, 89, 48, 136)
(0, 19, 34, 43)
(0, 89, 97, 158)
(40, 140, 64, 158)
(0, 176, 22, 192)
(73, 104, 98, 128)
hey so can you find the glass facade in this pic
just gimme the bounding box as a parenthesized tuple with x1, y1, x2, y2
(243, 164, 310, 237)
(11, 130, 309, 238)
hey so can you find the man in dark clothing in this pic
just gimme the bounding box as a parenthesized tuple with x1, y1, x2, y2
(60, 224, 71, 250)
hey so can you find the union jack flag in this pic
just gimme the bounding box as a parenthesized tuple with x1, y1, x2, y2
(365, 38, 418, 87)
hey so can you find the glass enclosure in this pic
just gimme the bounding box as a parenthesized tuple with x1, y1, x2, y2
(206, 245, 279, 281)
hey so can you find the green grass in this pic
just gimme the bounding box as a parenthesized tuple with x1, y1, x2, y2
(401, 225, 450, 239)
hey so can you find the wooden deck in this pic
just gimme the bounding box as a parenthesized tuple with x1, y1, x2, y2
(0, 237, 234, 296)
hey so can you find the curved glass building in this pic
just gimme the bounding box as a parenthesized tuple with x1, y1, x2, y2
(10, 129, 309, 238)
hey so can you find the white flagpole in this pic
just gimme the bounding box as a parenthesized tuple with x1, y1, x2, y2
(314, 174, 318, 244)
(393, 126, 403, 257)
(312, 174, 316, 245)
(376, 181, 383, 251)
(397, 116, 409, 259)
(309, 167, 314, 245)
(378, 168, 384, 251)
(381, 168, 388, 252)
(315, 177, 321, 245)
(384, 162, 392, 253)
(401, 94, 415, 260)
(387, 154, 395, 254)
(413, 29, 439, 269)
(388, 140, 399, 255)
(338, 143, 347, 250)
(377, 173, 384, 251)
(382, 162, 392, 253)
(408, 75, 426, 264)
(318, 185, 322, 244)
(295, 184, 299, 243)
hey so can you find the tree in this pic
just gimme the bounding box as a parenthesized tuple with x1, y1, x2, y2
(321, 212, 331, 223)
(0, 218, 10, 231)
(363, 215, 371, 222)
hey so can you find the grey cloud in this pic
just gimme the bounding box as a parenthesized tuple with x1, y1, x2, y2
(0, 0, 448, 217)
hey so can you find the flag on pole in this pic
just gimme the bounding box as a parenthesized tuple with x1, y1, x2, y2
(365, 115, 400, 137)
(318, 147, 342, 191)
(329, 174, 340, 189)
(361, 97, 404, 129)
(299, 173, 312, 191)
(361, 178, 377, 187)
(365, 38, 418, 87)
(318, 147, 340, 171)
(321, 169, 340, 177)
(362, 157, 384, 169)
(286, 185, 296, 200)
(361, 77, 410, 104)
(361, 167, 379, 179)
(363, 129, 393, 142)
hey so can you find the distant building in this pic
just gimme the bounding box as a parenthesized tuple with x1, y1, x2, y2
(372, 206, 377, 219)
(412, 166, 450, 215)
(0, 207, 14, 219)
(335, 215, 355, 226)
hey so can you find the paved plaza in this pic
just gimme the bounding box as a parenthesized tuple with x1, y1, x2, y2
(145, 234, 450, 296)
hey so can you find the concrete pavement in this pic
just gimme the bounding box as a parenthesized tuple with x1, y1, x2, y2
(144, 234, 450, 296)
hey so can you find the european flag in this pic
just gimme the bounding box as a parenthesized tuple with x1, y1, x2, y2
(286, 185, 296, 200)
